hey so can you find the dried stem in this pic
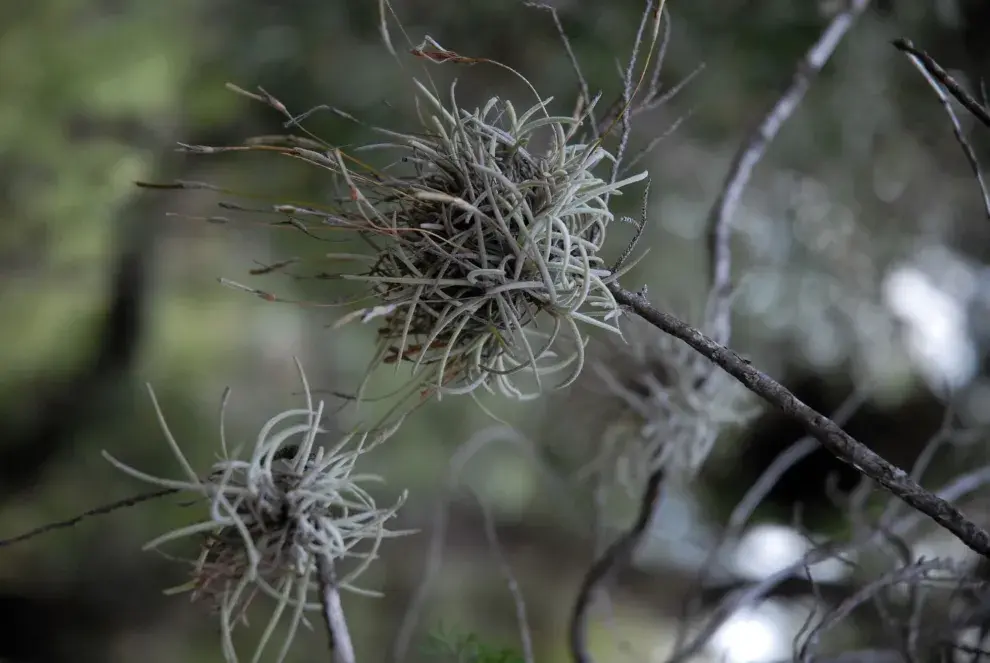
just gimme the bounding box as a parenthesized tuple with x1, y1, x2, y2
(569, 468, 664, 663)
(612, 284, 990, 559)
(798, 558, 959, 663)
(671, 381, 874, 651)
(704, 0, 873, 346)
(391, 425, 577, 663)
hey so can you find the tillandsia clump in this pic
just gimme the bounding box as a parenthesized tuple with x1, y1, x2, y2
(343, 68, 649, 402)
(174, 35, 649, 411)
(103, 363, 408, 663)
(573, 316, 761, 490)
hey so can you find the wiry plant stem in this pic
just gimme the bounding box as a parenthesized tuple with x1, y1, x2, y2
(0, 488, 177, 548)
(892, 39, 990, 130)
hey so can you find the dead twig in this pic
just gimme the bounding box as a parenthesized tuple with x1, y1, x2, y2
(474, 490, 536, 663)
(0, 488, 177, 548)
(391, 425, 578, 663)
(671, 380, 874, 652)
(668, 462, 990, 663)
(798, 558, 959, 663)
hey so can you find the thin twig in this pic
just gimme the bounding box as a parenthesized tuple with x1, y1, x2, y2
(892, 39, 990, 129)
(524, 2, 591, 126)
(612, 284, 990, 559)
(569, 468, 664, 663)
(608, 0, 655, 192)
(704, 0, 873, 347)
(893, 38, 990, 218)
(728, 383, 872, 538)
(601, 6, 681, 139)
(0, 487, 178, 548)
(317, 555, 357, 663)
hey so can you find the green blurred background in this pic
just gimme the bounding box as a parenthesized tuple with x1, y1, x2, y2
(3, 0, 990, 661)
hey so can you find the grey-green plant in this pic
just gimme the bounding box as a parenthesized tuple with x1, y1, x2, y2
(201, 40, 649, 416)
(103, 361, 409, 663)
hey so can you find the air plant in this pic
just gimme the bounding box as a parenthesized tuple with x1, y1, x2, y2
(171, 35, 650, 417)
(102, 362, 409, 663)
(337, 58, 649, 404)
(574, 316, 761, 490)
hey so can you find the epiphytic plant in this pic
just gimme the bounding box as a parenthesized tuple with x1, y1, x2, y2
(102, 362, 409, 663)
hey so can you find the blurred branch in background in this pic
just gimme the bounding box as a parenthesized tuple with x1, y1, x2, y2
(704, 0, 873, 348)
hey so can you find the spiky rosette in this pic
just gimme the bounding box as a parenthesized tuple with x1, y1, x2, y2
(102, 363, 409, 663)
(325, 76, 649, 403)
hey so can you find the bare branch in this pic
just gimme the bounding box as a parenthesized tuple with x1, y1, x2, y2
(893, 38, 990, 219)
(704, 0, 873, 346)
(669, 463, 990, 663)
(524, 2, 592, 122)
(612, 284, 990, 559)
(392, 426, 578, 663)
(781, 649, 905, 663)
(569, 468, 664, 663)
(729, 381, 875, 542)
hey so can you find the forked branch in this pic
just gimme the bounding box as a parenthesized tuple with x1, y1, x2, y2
(893, 38, 990, 218)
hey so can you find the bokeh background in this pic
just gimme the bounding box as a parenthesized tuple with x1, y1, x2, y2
(3, 0, 990, 661)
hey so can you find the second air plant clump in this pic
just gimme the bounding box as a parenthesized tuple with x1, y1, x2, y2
(103, 366, 408, 663)
(572, 317, 760, 490)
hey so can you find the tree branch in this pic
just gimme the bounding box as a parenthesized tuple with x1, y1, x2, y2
(704, 0, 872, 346)
(611, 284, 990, 559)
